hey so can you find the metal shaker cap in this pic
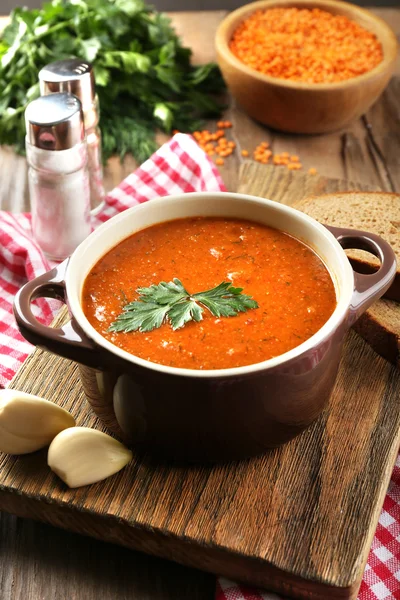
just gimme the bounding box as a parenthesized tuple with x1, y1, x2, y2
(25, 93, 85, 151)
(39, 59, 95, 110)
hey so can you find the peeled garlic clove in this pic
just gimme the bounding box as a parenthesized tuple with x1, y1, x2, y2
(48, 427, 132, 488)
(0, 389, 75, 455)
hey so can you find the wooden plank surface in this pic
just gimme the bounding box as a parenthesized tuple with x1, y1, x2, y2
(0, 8, 399, 211)
(0, 516, 216, 600)
(1, 8, 400, 600)
(0, 164, 399, 600)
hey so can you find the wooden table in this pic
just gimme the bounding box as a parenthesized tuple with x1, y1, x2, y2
(0, 8, 399, 600)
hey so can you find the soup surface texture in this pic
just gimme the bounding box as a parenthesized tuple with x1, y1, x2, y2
(82, 217, 336, 370)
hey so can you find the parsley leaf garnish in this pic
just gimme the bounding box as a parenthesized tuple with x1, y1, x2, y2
(108, 278, 258, 333)
(168, 298, 204, 330)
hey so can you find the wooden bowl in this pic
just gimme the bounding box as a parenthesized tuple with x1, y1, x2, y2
(215, 0, 398, 134)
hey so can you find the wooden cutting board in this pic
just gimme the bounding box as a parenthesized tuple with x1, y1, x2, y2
(1, 164, 400, 600)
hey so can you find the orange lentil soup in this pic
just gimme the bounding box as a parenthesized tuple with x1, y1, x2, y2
(82, 217, 336, 370)
(229, 8, 383, 83)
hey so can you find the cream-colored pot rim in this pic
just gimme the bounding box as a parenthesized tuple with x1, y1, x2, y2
(66, 192, 354, 379)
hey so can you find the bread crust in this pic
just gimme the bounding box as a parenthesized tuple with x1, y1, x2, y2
(353, 301, 400, 368)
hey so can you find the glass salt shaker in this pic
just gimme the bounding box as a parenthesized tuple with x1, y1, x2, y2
(39, 58, 105, 214)
(25, 93, 92, 262)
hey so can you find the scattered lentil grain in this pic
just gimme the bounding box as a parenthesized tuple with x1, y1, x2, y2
(190, 124, 312, 172)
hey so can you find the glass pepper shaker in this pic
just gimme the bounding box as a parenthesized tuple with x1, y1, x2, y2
(25, 92, 92, 262)
(39, 58, 105, 214)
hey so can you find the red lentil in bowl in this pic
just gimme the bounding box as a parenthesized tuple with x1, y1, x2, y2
(215, 0, 398, 133)
(229, 7, 384, 84)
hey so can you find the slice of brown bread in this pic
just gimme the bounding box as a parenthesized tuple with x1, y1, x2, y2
(293, 191, 400, 369)
(294, 192, 400, 302)
(352, 300, 400, 370)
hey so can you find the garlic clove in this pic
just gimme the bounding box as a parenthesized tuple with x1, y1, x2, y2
(0, 389, 75, 455)
(48, 427, 132, 488)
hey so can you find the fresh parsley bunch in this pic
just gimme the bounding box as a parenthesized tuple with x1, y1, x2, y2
(0, 0, 225, 163)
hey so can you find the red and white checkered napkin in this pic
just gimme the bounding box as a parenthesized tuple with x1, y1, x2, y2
(1, 133, 399, 600)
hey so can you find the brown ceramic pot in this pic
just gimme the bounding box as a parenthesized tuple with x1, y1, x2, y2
(14, 193, 396, 462)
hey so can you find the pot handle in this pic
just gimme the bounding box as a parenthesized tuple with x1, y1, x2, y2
(325, 225, 397, 324)
(13, 260, 103, 369)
